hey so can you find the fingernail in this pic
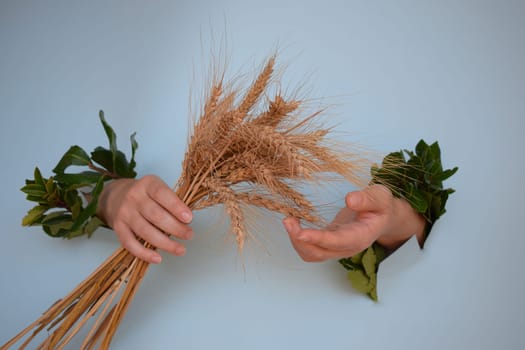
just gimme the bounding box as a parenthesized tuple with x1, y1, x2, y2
(298, 234, 310, 242)
(349, 193, 361, 207)
(175, 246, 186, 256)
(151, 255, 162, 264)
(283, 219, 292, 232)
(182, 211, 192, 223)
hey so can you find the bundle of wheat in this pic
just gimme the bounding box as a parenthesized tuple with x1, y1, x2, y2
(2, 55, 368, 349)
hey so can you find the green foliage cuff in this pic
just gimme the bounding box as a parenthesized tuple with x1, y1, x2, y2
(21, 111, 138, 239)
(339, 139, 458, 301)
(370, 139, 458, 242)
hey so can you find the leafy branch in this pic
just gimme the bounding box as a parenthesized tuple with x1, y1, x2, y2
(20, 111, 138, 238)
(370, 139, 458, 240)
(339, 243, 386, 301)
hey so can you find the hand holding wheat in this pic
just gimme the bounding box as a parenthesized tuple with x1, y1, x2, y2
(96, 175, 194, 264)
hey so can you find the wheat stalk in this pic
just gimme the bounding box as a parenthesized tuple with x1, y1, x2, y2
(2, 55, 368, 349)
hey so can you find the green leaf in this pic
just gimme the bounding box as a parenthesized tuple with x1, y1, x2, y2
(374, 244, 387, 264)
(129, 132, 138, 171)
(350, 250, 365, 264)
(25, 195, 48, 204)
(406, 154, 424, 173)
(43, 220, 74, 238)
(64, 229, 84, 239)
(406, 185, 428, 213)
(52, 145, 91, 174)
(83, 216, 105, 238)
(91, 147, 136, 178)
(69, 176, 105, 232)
(368, 279, 378, 301)
(44, 177, 55, 194)
(91, 147, 113, 171)
(99, 110, 117, 168)
(113, 150, 136, 178)
(34, 167, 45, 186)
(41, 211, 72, 225)
(347, 269, 373, 294)
(362, 247, 377, 276)
(384, 151, 405, 164)
(54, 171, 103, 187)
(339, 257, 357, 270)
(415, 139, 429, 158)
(22, 205, 48, 226)
(428, 141, 441, 160)
(70, 198, 83, 218)
(64, 190, 83, 217)
(436, 167, 458, 182)
(20, 183, 47, 197)
(43, 191, 60, 206)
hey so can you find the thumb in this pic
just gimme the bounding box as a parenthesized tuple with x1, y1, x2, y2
(283, 217, 301, 236)
(345, 185, 392, 213)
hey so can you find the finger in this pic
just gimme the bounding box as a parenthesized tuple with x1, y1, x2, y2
(345, 185, 392, 213)
(144, 176, 193, 224)
(114, 222, 163, 264)
(130, 215, 187, 256)
(283, 217, 302, 239)
(283, 218, 342, 262)
(140, 200, 193, 240)
(284, 217, 361, 251)
(291, 240, 335, 262)
(298, 229, 358, 251)
(285, 216, 373, 253)
(290, 231, 351, 261)
(290, 228, 373, 261)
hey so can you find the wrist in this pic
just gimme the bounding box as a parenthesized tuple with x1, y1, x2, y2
(95, 180, 114, 226)
(96, 178, 135, 228)
(376, 197, 426, 251)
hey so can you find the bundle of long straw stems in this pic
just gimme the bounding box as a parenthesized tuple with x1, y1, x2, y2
(2, 55, 367, 349)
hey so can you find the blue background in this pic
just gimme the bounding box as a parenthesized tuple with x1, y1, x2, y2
(1, 1, 524, 349)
